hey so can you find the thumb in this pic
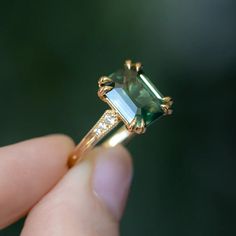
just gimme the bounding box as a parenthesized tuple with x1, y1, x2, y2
(21, 146, 133, 236)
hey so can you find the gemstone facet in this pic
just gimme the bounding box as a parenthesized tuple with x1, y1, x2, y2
(106, 67, 165, 126)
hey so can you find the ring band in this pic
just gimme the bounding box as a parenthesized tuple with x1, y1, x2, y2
(67, 110, 134, 168)
(68, 60, 173, 168)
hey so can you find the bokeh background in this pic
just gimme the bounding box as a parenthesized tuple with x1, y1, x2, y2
(0, 0, 235, 235)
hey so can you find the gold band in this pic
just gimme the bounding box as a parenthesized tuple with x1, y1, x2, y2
(67, 110, 134, 168)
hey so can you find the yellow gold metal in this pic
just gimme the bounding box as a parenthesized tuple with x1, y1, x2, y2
(97, 85, 113, 100)
(102, 126, 135, 148)
(67, 109, 133, 168)
(98, 76, 113, 87)
(127, 117, 146, 134)
(163, 96, 173, 107)
(97, 76, 115, 100)
(125, 59, 132, 69)
(160, 96, 173, 115)
(135, 62, 142, 72)
(68, 60, 173, 168)
(124, 60, 142, 72)
(161, 104, 172, 115)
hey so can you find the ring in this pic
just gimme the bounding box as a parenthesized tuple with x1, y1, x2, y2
(68, 60, 173, 168)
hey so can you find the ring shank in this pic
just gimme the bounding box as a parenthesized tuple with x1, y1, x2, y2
(67, 110, 134, 168)
(102, 126, 135, 148)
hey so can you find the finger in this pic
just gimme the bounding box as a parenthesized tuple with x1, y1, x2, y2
(0, 135, 75, 229)
(21, 146, 133, 236)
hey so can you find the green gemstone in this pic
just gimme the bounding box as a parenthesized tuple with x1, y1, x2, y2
(106, 67, 165, 126)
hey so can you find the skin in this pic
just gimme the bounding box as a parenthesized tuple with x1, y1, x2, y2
(0, 135, 133, 236)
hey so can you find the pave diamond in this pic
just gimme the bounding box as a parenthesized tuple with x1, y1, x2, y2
(94, 110, 118, 136)
(104, 114, 117, 125)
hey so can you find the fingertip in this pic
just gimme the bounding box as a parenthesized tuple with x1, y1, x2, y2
(112, 145, 133, 169)
(89, 145, 132, 167)
(93, 145, 133, 220)
(0, 134, 75, 228)
(21, 145, 133, 235)
(41, 134, 75, 148)
(42, 134, 75, 151)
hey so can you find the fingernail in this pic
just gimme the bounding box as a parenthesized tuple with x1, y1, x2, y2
(93, 146, 133, 220)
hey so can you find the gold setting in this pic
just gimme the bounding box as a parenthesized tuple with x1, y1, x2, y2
(161, 96, 173, 115)
(67, 60, 173, 168)
(124, 60, 132, 70)
(97, 76, 114, 101)
(124, 59, 143, 72)
(128, 117, 146, 134)
(97, 59, 149, 134)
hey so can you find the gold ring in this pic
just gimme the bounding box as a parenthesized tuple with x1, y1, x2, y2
(68, 60, 173, 168)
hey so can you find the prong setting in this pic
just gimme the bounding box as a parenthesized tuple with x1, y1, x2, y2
(98, 76, 114, 87)
(124, 60, 143, 72)
(161, 96, 173, 115)
(163, 96, 173, 106)
(98, 85, 113, 100)
(98, 60, 173, 134)
(135, 62, 142, 72)
(98, 76, 114, 100)
(127, 117, 146, 134)
(125, 60, 132, 70)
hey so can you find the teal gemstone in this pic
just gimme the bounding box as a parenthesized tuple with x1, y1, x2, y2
(106, 68, 165, 126)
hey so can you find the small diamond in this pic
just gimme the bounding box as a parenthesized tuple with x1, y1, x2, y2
(94, 122, 107, 135)
(104, 115, 116, 125)
(94, 128, 102, 135)
(98, 122, 107, 129)
(94, 111, 118, 136)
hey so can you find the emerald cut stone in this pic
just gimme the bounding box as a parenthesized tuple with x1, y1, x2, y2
(106, 68, 165, 126)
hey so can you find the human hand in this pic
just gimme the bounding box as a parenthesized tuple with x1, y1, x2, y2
(0, 135, 132, 235)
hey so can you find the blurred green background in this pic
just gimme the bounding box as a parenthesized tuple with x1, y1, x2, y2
(0, 0, 235, 235)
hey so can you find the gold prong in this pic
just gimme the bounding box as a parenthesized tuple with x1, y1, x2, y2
(163, 96, 173, 106)
(125, 60, 132, 70)
(98, 76, 113, 87)
(127, 118, 136, 132)
(135, 62, 142, 72)
(137, 118, 146, 134)
(163, 96, 171, 103)
(161, 104, 168, 114)
(98, 85, 113, 100)
(127, 117, 146, 134)
(161, 104, 172, 116)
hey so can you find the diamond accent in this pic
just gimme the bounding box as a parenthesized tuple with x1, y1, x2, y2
(93, 110, 119, 136)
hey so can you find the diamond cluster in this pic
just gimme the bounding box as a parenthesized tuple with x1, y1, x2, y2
(94, 110, 119, 136)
